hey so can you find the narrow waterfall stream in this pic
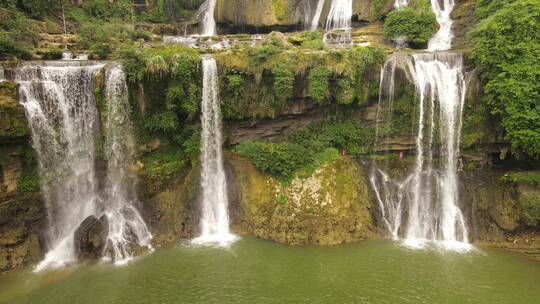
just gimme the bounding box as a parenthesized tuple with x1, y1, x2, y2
(309, 0, 326, 31)
(15, 62, 104, 270)
(198, 0, 217, 36)
(192, 56, 237, 246)
(370, 0, 471, 251)
(101, 64, 153, 264)
(428, 0, 456, 51)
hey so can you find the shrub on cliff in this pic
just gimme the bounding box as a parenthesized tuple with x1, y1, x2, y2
(235, 141, 312, 181)
(383, 1, 438, 47)
(469, 0, 540, 157)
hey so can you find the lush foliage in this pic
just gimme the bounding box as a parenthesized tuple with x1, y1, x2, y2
(235, 141, 313, 181)
(519, 193, 540, 227)
(0, 6, 38, 60)
(271, 66, 295, 105)
(122, 45, 202, 159)
(235, 120, 374, 181)
(308, 66, 329, 103)
(216, 43, 385, 118)
(501, 171, 540, 187)
(288, 31, 324, 50)
(469, 0, 540, 157)
(383, 0, 438, 47)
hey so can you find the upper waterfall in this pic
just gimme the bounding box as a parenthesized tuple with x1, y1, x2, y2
(325, 0, 353, 30)
(198, 0, 217, 36)
(428, 0, 456, 51)
(192, 56, 237, 247)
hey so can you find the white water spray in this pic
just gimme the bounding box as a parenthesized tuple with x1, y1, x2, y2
(405, 52, 469, 250)
(371, 51, 471, 251)
(102, 64, 153, 264)
(192, 56, 237, 247)
(323, 0, 353, 47)
(428, 0, 456, 51)
(394, 0, 409, 9)
(15, 62, 103, 271)
(325, 0, 353, 30)
(198, 0, 217, 36)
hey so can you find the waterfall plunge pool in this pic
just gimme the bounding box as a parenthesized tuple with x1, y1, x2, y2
(1, 238, 539, 304)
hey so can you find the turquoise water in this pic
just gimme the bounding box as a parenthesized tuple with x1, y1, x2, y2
(1, 238, 539, 304)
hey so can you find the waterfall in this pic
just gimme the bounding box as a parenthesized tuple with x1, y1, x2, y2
(14, 62, 152, 271)
(323, 0, 353, 47)
(198, 0, 217, 36)
(305, 0, 326, 31)
(0, 65, 5, 81)
(101, 64, 153, 264)
(192, 56, 237, 247)
(428, 0, 456, 51)
(371, 52, 471, 251)
(394, 0, 409, 8)
(15, 62, 104, 271)
(325, 0, 353, 30)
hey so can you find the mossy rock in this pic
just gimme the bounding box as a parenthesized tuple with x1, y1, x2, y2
(0, 82, 28, 142)
(227, 153, 374, 245)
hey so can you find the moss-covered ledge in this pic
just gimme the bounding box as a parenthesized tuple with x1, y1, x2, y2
(0, 82, 28, 142)
(227, 152, 374, 245)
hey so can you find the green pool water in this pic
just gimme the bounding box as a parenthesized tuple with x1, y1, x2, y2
(1, 238, 539, 304)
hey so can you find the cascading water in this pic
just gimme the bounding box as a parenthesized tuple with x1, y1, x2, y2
(428, 0, 456, 51)
(101, 64, 153, 264)
(394, 0, 409, 8)
(192, 56, 237, 247)
(325, 0, 353, 30)
(14, 62, 153, 271)
(198, 0, 217, 36)
(371, 52, 471, 251)
(324, 0, 353, 47)
(0, 65, 5, 81)
(15, 62, 103, 271)
(370, 0, 471, 251)
(304, 0, 326, 31)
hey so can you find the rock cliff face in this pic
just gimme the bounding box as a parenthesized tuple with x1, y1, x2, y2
(0, 81, 45, 272)
(214, 0, 375, 33)
(227, 154, 374, 245)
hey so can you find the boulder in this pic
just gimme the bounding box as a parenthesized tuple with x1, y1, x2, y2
(74, 215, 109, 260)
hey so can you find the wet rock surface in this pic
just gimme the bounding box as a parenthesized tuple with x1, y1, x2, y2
(74, 215, 109, 260)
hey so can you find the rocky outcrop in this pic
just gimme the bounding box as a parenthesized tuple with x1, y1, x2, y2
(74, 215, 108, 260)
(0, 82, 27, 142)
(227, 153, 374, 245)
(139, 167, 200, 244)
(451, 0, 476, 50)
(463, 171, 522, 242)
(215, 0, 375, 33)
(0, 194, 45, 272)
(463, 170, 540, 260)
